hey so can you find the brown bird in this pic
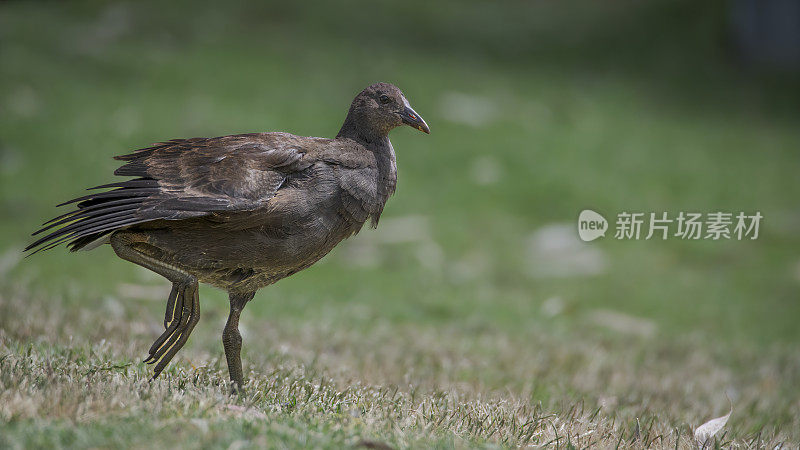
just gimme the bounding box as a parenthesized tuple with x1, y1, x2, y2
(26, 82, 429, 390)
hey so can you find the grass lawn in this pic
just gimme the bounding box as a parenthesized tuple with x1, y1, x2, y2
(1, 0, 799, 447)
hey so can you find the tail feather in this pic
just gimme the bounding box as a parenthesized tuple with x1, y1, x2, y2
(41, 197, 143, 227)
(26, 178, 160, 254)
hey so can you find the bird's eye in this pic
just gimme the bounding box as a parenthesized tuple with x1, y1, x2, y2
(379, 94, 392, 104)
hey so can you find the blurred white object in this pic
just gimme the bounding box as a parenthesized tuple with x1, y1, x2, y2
(526, 224, 607, 278)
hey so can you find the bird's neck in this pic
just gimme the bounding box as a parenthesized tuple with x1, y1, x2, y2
(336, 112, 397, 227)
(336, 112, 389, 148)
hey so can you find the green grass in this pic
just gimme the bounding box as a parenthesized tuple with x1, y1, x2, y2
(1, 0, 799, 447)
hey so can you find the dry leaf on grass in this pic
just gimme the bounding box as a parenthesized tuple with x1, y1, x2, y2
(694, 405, 732, 448)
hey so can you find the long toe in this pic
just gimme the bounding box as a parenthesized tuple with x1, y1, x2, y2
(163, 284, 180, 328)
(145, 289, 188, 364)
(149, 284, 200, 380)
(145, 283, 186, 363)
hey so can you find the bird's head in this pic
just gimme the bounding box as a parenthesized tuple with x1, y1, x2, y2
(339, 82, 430, 141)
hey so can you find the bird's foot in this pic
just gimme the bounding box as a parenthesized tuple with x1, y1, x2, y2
(229, 381, 245, 396)
(144, 282, 200, 380)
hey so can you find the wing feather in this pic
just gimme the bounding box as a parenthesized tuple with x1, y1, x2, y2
(27, 133, 313, 253)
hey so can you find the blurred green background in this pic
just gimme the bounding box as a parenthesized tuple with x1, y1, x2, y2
(1, 0, 799, 446)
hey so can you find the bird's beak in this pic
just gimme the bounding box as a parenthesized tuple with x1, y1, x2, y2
(401, 105, 430, 134)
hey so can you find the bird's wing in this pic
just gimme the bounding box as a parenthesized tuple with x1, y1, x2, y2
(26, 133, 313, 253)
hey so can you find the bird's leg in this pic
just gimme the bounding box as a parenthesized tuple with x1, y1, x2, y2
(110, 233, 201, 381)
(223, 291, 255, 393)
